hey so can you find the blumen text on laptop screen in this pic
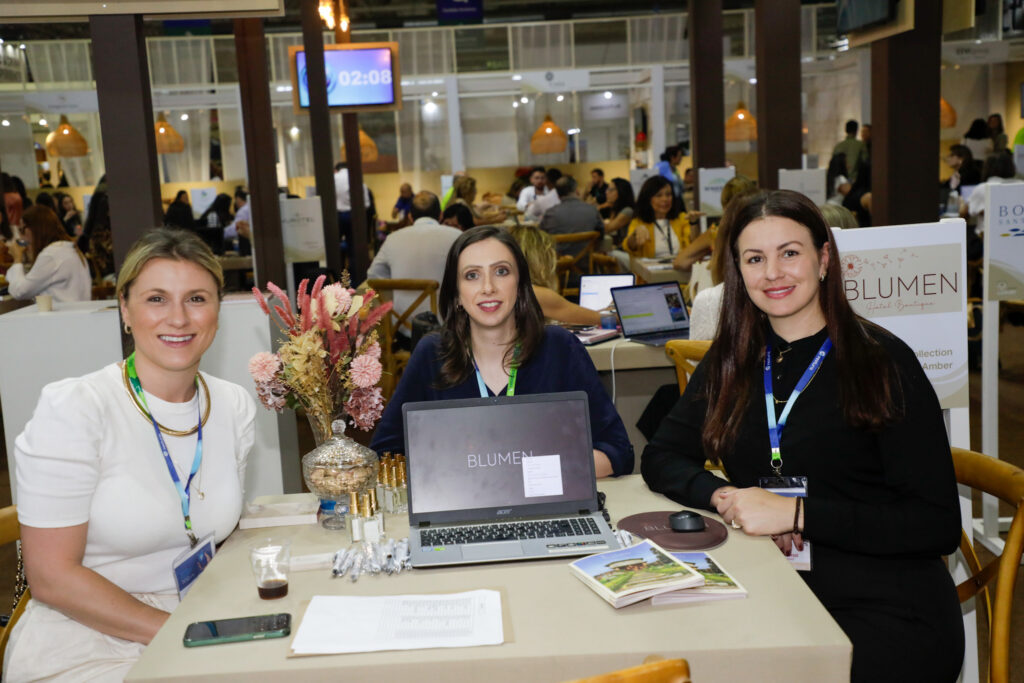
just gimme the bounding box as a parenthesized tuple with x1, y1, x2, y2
(405, 399, 593, 515)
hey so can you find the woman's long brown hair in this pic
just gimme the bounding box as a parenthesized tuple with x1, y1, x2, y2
(435, 226, 545, 389)
(22, 205, 82, 266)
(701, 190, 903, 464)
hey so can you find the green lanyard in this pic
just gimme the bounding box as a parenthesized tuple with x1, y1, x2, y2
(472, 344, 520, 397)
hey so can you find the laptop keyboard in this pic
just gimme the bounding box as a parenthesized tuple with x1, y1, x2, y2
(420, 517, 601, 547)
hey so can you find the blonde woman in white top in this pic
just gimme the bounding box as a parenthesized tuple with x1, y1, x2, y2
(7, 205, 91, 302)
(6, 228, 256, 682)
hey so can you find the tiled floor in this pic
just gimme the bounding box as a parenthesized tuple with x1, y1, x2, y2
(0, 323, 1021, 679)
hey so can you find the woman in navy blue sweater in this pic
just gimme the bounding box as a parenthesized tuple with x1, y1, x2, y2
(370, 226, 632, 477)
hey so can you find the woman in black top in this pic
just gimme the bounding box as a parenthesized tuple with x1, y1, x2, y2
(641, 190, 963, 682)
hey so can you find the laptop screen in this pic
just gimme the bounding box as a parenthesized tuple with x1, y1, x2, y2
(611, 282, 690, 337)
(403, 393, 596, 524)
(578, 274, 635, 311)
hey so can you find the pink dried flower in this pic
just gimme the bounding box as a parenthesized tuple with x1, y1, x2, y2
(349, 354, 383, 388)
(254, 376, 289, 412)
(248, 352, 282, 383)
(345, 387, 384, 431)
(365, 341, 381, 360)
(322, 283, 352, 318)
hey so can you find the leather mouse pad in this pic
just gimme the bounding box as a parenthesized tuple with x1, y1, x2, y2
(617, 511, 728, 551)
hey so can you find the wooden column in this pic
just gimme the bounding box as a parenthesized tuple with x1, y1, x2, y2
(234, 18, 287, 288)
(754, 0, 802, 189)
(332, 9, 370, 285)
(89, 14, 163, 270)
(688, 0, 725, 209)
(300, 0, 342, 278)
(871, 4, 942, 225)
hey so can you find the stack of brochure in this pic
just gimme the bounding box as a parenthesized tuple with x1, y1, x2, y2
(649, 551, 748, 605)
(239, 493, 319, 529)
(569, 540, 704, 608)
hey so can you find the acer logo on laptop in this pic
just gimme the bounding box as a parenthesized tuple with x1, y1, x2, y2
(496, 509, 513, 515)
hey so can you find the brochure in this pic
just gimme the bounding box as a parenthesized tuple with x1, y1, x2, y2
(569, 539, 704, 608)
(239, 493, 319, 529)
(650, 552, 748, 606)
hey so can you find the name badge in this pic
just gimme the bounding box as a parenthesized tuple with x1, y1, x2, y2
(172, 532, 216, 599)
(758, 476, 810, 572)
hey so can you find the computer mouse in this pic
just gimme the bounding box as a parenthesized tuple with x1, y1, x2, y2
(668, 510, 706, 533)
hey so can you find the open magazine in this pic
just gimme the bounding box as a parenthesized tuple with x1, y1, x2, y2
(569, 540, 704, 608)
(650, 552, 748, 605)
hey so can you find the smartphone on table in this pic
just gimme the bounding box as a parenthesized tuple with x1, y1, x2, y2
(183, 613, 291, 647)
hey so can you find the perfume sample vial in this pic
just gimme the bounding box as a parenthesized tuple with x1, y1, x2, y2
(395, 456, 409, 514)
(361, 494, 382, 544)
(349, 492, 364, 543)
(376, 453, 390, 513)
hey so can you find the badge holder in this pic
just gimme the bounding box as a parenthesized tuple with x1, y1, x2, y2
(758, 475, 810, 572)
(172, 532, 217, 599)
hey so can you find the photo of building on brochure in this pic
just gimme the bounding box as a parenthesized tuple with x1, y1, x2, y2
(574, 541, 696, 594)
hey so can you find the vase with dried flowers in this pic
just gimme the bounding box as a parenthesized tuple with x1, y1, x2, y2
(249, 275, 392, 529)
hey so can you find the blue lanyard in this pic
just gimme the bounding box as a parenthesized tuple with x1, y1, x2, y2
(763, 338, 832, 476)
(472, 345, 519, 398)
(126, 353, 203, 547)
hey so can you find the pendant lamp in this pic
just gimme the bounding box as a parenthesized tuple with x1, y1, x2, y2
(44, 115, 88, 158)
(340, 128, 379, 163)
(530, 114, 568, 155)
(940, 98, 957, 129)
(154, 113, 185, 154)
(724, 101, 757, 142)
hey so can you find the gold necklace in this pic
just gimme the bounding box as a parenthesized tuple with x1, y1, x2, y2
(121, 361, 211, 437)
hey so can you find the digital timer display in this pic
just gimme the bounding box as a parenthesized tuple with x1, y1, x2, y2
(296, 47, 396, 109)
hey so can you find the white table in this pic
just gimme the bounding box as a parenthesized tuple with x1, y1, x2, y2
(127, 476, 850, 683)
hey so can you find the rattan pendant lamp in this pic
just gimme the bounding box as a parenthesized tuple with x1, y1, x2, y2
(44, 115, 89, 157)
(341, 128, 379, 163)
(940, 97, 957, 129)
(155, 113, 185, 154)
(530, 114, 568, 155)
(725, 101, 757, 141)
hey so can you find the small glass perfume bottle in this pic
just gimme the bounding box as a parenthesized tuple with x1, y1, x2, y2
(395, 456, 409, 514)
(349, 491, 364, 543)
(361, 493, 382, 543)
(386, 454, 399, 512)
(376, 453, 390, 513)
(369, 488, 385, 533)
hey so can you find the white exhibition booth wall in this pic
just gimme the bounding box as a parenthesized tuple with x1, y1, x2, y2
(0, 297, 299, 502)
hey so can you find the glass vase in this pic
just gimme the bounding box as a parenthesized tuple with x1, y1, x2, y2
(302, 417, 378, 530)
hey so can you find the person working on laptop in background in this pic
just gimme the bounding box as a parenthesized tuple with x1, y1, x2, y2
(370, 226, 632, 478)
(623, 176, 712, 271)
(640, 191, 963, 682)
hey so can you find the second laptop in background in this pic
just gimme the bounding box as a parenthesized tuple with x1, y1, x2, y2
(611, 282, 690, 346)
(578, 273, 635, 311)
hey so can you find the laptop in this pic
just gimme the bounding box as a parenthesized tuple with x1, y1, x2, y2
(403, 392, 621, 567)
(610, 282, 690, 346)
(579, 273, 635, 311)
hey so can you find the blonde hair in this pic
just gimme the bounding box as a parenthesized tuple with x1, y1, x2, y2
(720, 175, 758, 209)
(818, 203, 859, 230)
(117, 227, 225, 301)
(453, 175, 477, 203)
(509, 224, 558, 289)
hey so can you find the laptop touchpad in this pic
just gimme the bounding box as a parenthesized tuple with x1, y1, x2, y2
(461, 542, 524, 561)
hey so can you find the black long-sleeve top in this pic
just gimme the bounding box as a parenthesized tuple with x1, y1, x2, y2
(641, 326, 964, 663)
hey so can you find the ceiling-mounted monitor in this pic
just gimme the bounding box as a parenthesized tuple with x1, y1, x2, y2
(836, 0, 898, 34)
(289, 42, 402, 114)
